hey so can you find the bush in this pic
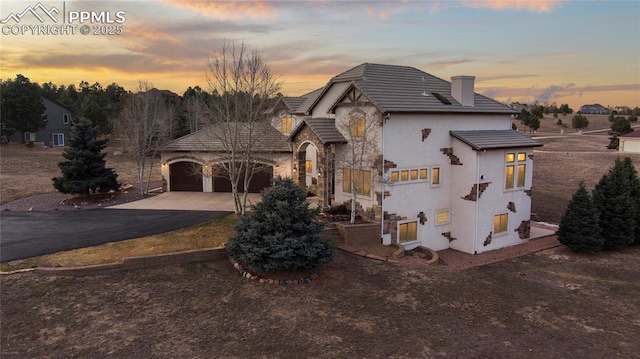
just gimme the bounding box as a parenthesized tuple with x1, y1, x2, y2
(557, 182, 603, 252)
(226, 177, 334, 273)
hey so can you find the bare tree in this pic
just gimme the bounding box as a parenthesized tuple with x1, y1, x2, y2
(116, 81, 173, 195)
(203, 41, 281, 215)
(335, 108, 382, 224)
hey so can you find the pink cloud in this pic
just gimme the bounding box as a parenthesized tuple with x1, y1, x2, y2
(461, 0, 562, 13)
(161, 0, 277, 20)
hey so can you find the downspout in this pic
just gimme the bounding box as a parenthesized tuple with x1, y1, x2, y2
(473, 150, 483, 255)
(381, 113, 388, 244)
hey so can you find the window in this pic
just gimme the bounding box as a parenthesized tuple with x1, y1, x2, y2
(305, 160, 313, 173)
(24, 132, 36, 142)
(493, 213, 508, 234)
(52, 133, 64, 147)
(400, 170, 409, 181)
(419, 168, 428, 179)
(343, 168, 371, 195)
(398, 221, 418, 242)
(436, 209, 450, 225)
(349, 117, 365, 137)
(390, 171, 399, 182)
(431, 167, 440, 185)
(505, 152, 527, 189)
(281, 117, 292, 133)
(63, 114, 70, 125)
(390, 167, 430, 183)
(410, 169, 419, 180)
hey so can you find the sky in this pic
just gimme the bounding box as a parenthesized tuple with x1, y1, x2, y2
(1, 0, 639, 109)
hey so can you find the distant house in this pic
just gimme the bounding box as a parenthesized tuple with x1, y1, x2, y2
(579, 104, 609, 114)
(612, 106, 631, 115)
(619, 131, 640, 153)
(7, 97, 72, 147)
(160, 63, 543, 255)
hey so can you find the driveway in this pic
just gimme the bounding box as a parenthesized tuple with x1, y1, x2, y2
(108, 192, 263, 211)
(0, 209, 229, 262)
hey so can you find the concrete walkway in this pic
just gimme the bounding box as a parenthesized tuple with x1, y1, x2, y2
(108, 192, 263, 211)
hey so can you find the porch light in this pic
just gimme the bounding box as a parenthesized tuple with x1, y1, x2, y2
(293, 165, 297, 173)
(318, 167, 323, 177)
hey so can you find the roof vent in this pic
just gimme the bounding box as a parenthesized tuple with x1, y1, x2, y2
(421, 90, 430, 96)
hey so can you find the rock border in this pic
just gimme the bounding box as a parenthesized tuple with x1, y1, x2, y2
(228, 258, 318, 285)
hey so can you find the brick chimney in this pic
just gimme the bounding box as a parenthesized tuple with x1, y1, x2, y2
(451, 76, 475, 106)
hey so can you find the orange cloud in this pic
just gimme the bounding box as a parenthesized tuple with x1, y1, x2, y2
(461, 0, 562, 13)
(161, 0, 277, 20)
(544, 53, 582, 59)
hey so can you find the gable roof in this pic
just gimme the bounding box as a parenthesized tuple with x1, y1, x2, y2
(450, 130, 543, 151)
(288, 118, 347, 144)
(620, 130, 640, 138)
(306, 63, 515, 115)
(161, 122, 291, 152)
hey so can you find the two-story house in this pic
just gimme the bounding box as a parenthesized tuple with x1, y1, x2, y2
(7, 97, 73, 147)
(160, 63, 542, 254)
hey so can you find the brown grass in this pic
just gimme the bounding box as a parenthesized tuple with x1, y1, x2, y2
(0, 141, 160, 204)
(0, 214, 238, 271)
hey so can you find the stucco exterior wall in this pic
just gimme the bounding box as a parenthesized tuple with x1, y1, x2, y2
(619, 138, 640, 153)
(310, 82, 349, 118)
(380, 112, 514, 250)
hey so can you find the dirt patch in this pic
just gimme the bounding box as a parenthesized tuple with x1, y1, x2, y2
(2, 247, 639, 358)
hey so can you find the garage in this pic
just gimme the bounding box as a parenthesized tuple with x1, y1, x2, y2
(213, 165, 273, 193)
(169, 162, 203, 191)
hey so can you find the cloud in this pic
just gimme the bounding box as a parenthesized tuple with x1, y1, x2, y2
(460, 0, 563, 13)
(425, 59, 474, 70)
(481, 74, 538, 81)
(535, 83, 576, 102)
(544, 53, 582, 59)
(161, 0, 277, 20)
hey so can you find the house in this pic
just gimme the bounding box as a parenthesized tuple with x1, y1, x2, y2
(618, 131, 640, 153)
(7, 97, 73, 147)
(160, 63, 543, 255)
(579, 104, 609, 114)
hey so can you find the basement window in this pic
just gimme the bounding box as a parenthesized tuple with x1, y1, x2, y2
(398, 221, 418, 243)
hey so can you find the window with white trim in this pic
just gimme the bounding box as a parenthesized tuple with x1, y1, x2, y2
(493, 213, 508, 234)
(52, 133, 64, 147)
(398, 221, 418, 243)
(505, 152, 527, 189)
(342, 168, 371, 196)
(281, 117, 292, 133)
(63, 114, 70, 125)
(431, 166, 441, 185)
(436, 209, 450, 225)
(24, 132, 36, 142)
(389, 167, 429, 183)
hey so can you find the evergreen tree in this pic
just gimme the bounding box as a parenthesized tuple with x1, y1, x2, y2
(592, 158, 637, 249)
(52, 118, 119, 197)
(620, 157, 640, 245)
(557, 182, 603, 251)
(0, 74, 47, 137)
(226, 177, 333, 273)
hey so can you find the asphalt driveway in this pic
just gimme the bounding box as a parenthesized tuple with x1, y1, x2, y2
(0, 209, 229, 262)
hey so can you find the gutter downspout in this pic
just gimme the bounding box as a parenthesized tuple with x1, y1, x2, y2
(474, 151, 481, 255)
(381, 112, 389, 245)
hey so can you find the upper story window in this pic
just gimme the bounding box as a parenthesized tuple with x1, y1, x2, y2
(349, 117, 365, 137)
(431, 166, 441, 186)
(505, 152, 527, 189)
(63, 114, 70, 124)
(281, 117, 292, 133)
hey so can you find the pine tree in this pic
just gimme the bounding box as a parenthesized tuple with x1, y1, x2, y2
(620, 157, 640, 245)
(52, 118, 119, 197)
(557, 182, 603, 251)
(226, 177, 334, 273)
(592, 158, 637, 249)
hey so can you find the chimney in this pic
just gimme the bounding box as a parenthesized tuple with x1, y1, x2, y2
(451, 75, 475, 106)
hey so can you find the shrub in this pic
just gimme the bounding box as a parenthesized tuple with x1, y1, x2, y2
(592, 157, 638, 249)
(557, 182, 603, 252)
(226, 176, 334, 273)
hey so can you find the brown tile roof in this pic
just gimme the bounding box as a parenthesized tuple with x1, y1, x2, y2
(288, 118, 347, 144)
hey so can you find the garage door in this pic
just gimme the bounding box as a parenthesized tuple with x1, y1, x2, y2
(170, 162, 203, 191)
(213, 165, 273, 193)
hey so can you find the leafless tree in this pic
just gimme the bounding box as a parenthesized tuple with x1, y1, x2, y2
(334, 108, 382, 224)
(203, 41, 281, 215)
(116, 81, 173, 195)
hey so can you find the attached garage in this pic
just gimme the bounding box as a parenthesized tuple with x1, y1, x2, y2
(213, 165, 273, 193)
(169, 162, 203, 191)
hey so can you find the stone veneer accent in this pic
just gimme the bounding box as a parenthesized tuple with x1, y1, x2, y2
(462, 182, 491, 201)
(515, 220, 531, 239)
(507, 201, 517, 213)
(440, 147, 463, 165)
(291, 125, 332, 207)
(441, 232, 457, 242)
(484, 232, 493, 246)
(417, 211, 427, 225)
(421, 128, 431, 142)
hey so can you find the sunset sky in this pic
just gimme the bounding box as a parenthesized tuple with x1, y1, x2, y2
(1, 0, 639, 109)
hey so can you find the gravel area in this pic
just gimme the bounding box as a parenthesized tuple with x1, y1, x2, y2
(0, 182, 161, 212)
